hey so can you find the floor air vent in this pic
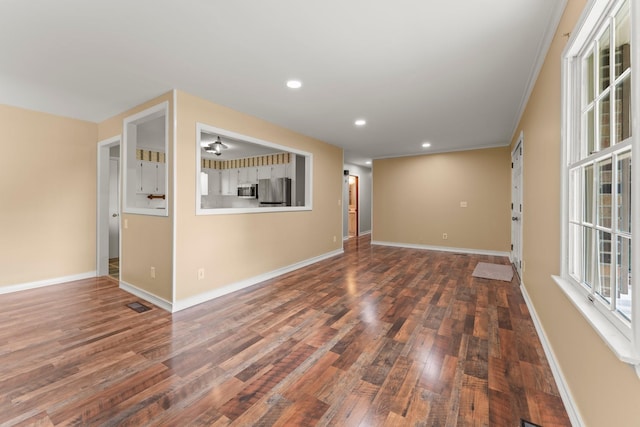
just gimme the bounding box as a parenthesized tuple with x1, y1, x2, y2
(126, 302, 151, 313)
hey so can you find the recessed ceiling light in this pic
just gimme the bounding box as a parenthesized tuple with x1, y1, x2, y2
(286, 80, 302, 89)
(355, 119, 366, 126)
(365, 161, 372, 165)
(422, 142, 432, 148)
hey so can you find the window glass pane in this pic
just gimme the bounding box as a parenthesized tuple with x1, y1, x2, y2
(599, 92, 611, 150)
(614, 0, 631, 79)
(586, 107, 595, 156)
(599, 26, 611, 93)
(586, 51, 596, 104)
(595, 230, 612, 303)
(597, 158, 613, 228)
(584, 164, 594, 223)
(569, 168, 581, 222)
(614, 75, 632, 143)
(617, 150, 632, 233)
(616, 235, 632, 321)
(565, 0, 634, 338)
(569, 223, 583, 281)
(584, 226, 594, 288)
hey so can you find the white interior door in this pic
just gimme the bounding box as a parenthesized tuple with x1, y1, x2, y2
(108, 159, 120, 259)
(511, 138, 523, 278)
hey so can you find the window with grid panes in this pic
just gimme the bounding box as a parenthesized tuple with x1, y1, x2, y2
(560, 0, 639, 366)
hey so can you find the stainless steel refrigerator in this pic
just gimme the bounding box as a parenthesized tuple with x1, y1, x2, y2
(258, 178, 291, 206)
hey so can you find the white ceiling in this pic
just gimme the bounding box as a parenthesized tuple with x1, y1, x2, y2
(0, 0, 565, 166)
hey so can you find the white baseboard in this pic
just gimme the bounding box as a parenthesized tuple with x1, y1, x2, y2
(371, 240, 509, 257)
(343, 231, 372, 241)
(520, 282, 584, 427)
(0, 271, 97, 295)
(173, 248, 344, 312)
(119, 281, 173, 312)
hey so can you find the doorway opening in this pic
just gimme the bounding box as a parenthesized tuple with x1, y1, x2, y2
(348, 175, 359, 238)
(97, 136, 121, 280)
(511, 133, 523, 279)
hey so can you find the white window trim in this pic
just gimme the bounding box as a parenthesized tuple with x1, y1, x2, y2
(122, 101, 169, 217)
(559, 0, 640, 375)
(195, 123, 313, 215)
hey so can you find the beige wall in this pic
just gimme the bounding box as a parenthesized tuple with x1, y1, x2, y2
(512, 0, 640, 425)
(372, 147, 511, 253)
(98, 92, 174, 302)
(95, 89, 342, 304)
(174, 91, 343, 301)
(0, 105, 97, 286)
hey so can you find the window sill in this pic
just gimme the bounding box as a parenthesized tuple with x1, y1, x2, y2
(196, 205, 312, 215)
(552, 275, 640, 373)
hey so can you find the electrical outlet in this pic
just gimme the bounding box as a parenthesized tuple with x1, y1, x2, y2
(460, 201, 468, 208)
(333, 235, 337, 243)
(442, 233, 448, 240)
(150, 266, 156, 279)
(124, 219, 128, 229)
(198, 268, 205, 280)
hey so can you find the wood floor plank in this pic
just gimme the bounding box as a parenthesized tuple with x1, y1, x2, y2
(272, 392, 330, 426)
(457, 374, 489, 426)
(327, 379, 378, 426)
(404, 386, 434, 426)
(0, 235, 570, 426)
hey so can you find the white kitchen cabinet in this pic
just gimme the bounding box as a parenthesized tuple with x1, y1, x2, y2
(200, 171, 209, 196)
(208, 170, 221, 195)
(137, 161, 164, 194)
(271, 164, 287, 179)
(135, 162, 144, 192)
(156, 162, 166, 194)
(238, 167, 249, 184)
(245, 167, 258, 184)
(287, 159, 296, 180)
(229, 168, 239, 193)
(233, 167, 259, 184)
(139, 161, 154, 193)
(257, 164, 287, 180)
(221, 169, 240, 195)
(221, 170, 230, 195)
(258, 165, 271, 180)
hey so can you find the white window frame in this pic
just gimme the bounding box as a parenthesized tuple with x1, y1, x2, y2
(195, 123, 313, 215)
(122, 102, 169, 217)
(556, 0, 640, 375)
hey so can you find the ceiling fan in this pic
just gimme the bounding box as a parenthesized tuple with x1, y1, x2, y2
(204, 136, 228, 156)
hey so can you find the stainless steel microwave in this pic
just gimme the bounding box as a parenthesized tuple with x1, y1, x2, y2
(237, 183, 258, 199)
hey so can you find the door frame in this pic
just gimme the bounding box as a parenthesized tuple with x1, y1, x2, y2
(511, 132, 524, 278)
(108, 158, 120, 259)
(348, 175, 359, 237)
(97, 135, 121, 277)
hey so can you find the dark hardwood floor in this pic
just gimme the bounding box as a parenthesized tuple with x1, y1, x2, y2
(0, 236, 570, 426)
(108, 258, 119, 280)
